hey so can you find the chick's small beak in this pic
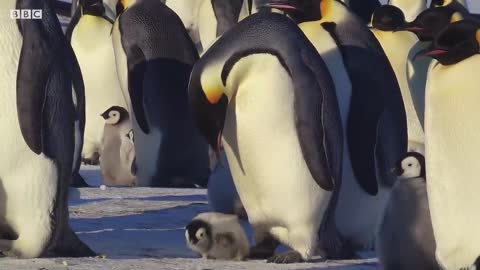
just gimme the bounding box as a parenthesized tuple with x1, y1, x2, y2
(391, 167, 404, 176)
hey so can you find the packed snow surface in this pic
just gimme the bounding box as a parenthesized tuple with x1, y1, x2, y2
(0, 166, 379, 269)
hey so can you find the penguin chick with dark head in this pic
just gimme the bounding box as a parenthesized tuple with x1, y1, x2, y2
(185, 213, 249, 261)
(376, 152, 439, 270)
(100, 106, 136, 186)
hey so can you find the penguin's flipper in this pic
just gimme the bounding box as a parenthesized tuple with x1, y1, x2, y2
(128, 59, 150, 134)
(16, 19, 53, 155)
(293, 48, 344, 192)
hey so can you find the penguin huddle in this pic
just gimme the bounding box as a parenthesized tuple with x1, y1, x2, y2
(2, 0, 480, 267)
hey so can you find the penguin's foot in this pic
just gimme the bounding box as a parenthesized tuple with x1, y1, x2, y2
(82, 157, 99, 166)
(248, 236, 279, 259)
(267, 250, 304, 264)
(70, 173, 90, 187)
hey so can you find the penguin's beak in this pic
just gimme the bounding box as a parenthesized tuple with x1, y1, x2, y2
(423, 49, 448, 56)
(258, 0, 299, 11)
(394, 21, 423, 33)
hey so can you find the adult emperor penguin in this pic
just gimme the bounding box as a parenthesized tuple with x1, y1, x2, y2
(67, 0, 128, 166)
(165, 0, 249, 53)
(113, 0, 210, 187)
(0, 0, 94, 258)
(400, 5, 480, 42)
(189, 12, 346, 263)
(270, 0, 407, 251)
(422, 20, 480, 270)
(371, 5, 425, 153)
(100, 106, 136, 186)
(318, 0, 407, 251)
(387, 0, 427, 21)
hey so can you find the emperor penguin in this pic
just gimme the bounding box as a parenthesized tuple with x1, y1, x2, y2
(262, 0, 408, 252)
(113, 0, 210, 188)
(189, 12, 345, 263)
(400, 5, 479, 42)
(376, 152, 439, 270)
(100, 106, 136, 186)
(318, 0, 407, 252)
(371, 5, 425, 153)
(0, 0, 94, 258)
(387, 0, 427, 22)
(422, 20, 480, 270)
(165, 0, 250, 54)
(66, 0, 128, 166)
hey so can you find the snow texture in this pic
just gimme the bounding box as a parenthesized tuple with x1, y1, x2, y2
(0, 166, 379, 269)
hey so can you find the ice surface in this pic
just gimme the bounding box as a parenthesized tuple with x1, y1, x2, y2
(0, 166, 379, 269)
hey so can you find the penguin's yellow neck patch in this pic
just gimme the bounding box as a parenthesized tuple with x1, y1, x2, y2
(320, 0, 333, 18)
(450, 12, 464, 23)
(121, 0, 135, 9)
(476, 29, 480, 47)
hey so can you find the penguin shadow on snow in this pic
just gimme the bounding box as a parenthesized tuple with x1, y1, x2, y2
(130, 57, 211, 188)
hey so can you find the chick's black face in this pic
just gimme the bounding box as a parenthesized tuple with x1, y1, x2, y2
(402, 7, 454, 41)
(372, 5, 406, 31)
(430, 0, 445, 8)
(101, 106, 129, 122)
(186, 220, 212, 245)
(426, 20, 480, 65)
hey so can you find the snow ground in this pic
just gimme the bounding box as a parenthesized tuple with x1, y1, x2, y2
(0, 166, 379, 269)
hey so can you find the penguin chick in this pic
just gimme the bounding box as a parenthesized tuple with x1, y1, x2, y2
(376, 152, 440, 270)
(185, 212, 249, 261)
(99, 106, 136, 186)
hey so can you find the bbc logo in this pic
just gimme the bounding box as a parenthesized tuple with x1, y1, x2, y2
(10, 9, 42, 20)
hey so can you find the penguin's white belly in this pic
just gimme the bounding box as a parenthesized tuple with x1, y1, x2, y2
(72, 17, 127, 157)
(300, 23, 386, 249)
(198, 0, 218, 52)
(0, 16, 57, 258)
(425, 56, 480, 270)
(373, 30, 424, 152)
(222, 55, 331, 240)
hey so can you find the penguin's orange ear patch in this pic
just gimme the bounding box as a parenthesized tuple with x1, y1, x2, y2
(450, 12, 464, 23)
(320, 0, 332, 16)
(476, 29, 480, 46)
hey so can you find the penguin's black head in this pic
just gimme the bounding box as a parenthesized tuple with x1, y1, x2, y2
(372, 5, 406, 31)
(101, 106, 129, 125)
(431, 0, 447, 7)
(185, 220, 212, 249)
(256, 0, 321, 23)
(188, 66, 227, 159)
(398, 7, 458, 41)
(80, 0, 105, 17)
(424, 20, 480, 65)
(393, 152, 426, 180)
